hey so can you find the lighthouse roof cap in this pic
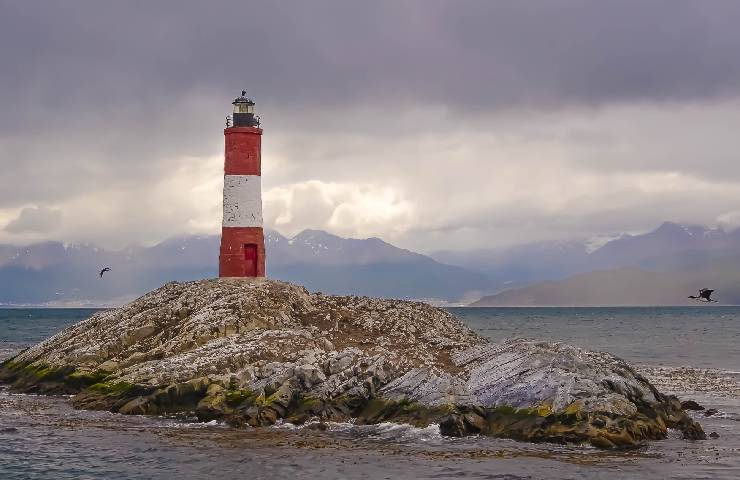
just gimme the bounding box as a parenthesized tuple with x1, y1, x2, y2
(233, 90, 255, 105)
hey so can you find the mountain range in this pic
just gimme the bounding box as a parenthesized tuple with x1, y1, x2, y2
(468, 222, 740, 306)
(2, 222, 740, 306)
(0, 230, 489, 306)
(432, 222, 740, 283)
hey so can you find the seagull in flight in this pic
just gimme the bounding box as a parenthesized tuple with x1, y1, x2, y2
(99, 267, 111, 278)
(688, 288, 716, 303)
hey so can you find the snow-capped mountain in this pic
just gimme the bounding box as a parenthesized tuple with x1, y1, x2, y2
(587, 222, 740, 270)
(4, 222, 740, 306)
(469, 222, 740, 306)
(433, 222, 740, 284)
(0, 230, 489, 305)
(266, 229, 443, 266)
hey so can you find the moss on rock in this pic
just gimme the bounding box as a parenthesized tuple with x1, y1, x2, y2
(88, 379, 136, 396)
(0, 359, 112, 395)
(225, 388, 258, 407)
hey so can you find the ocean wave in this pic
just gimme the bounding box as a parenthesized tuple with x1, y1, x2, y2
(355, 421, 443, 442)
(166, 419, 227, 429)
(271, 419, 444, 443)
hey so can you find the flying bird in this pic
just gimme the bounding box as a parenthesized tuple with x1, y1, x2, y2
(99, 267, 111, 278)
(688, 288, 716, 303)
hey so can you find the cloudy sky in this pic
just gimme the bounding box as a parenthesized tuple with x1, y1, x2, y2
(2, 1, 740, 252)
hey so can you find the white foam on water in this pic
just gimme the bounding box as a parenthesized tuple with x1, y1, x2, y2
(270, 419, 300, 430)
(333, 421, 445, 443)
(269, 418, 444, 443)
(270, 418, 357, 431)
(166, 421, 227, 429)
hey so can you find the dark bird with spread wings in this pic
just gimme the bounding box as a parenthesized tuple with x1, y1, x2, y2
(99, 267, 111, 278)
(688, 288, 716, 303)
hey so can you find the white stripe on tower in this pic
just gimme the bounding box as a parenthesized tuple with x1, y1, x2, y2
(222, 175, 263, 227)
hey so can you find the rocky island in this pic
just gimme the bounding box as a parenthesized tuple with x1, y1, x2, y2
(0, 279, 704, 448)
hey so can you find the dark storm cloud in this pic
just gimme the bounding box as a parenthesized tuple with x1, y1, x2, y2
(2, 0, 740, 120)
(2, 1, 740, 249)
(2, 0, 738, 171)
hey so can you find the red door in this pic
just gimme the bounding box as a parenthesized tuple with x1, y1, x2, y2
(243, 243, 258, 277)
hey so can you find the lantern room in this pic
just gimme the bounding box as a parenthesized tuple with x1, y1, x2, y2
(232, 91, 260, 127)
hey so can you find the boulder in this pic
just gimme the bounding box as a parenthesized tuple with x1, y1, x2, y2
(681, 400, 705, 411)
(0, 278, 704, 448)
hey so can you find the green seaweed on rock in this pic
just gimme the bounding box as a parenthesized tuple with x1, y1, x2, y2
(225, 388, 258, 407)
(88, 379, 136, 397)
(0, 359, 111, 394)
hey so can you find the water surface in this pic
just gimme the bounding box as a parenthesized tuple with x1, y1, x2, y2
(1, 307, 738, 479)
(451, 306, 740, 370)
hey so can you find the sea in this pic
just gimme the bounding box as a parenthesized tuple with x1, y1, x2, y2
(1, 306, 738, 479)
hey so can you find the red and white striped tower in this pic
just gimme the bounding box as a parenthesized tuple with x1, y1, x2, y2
(219, 91, 265, 277)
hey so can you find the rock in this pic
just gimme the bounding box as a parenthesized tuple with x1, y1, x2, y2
(681, 420, 708, 440)
(704, 409, 719, 417)
(709, 431, 720, 439)
(681, 400, 704, 411)
(98, 360, 120, 371)
(0, 278, 705, 449)
(463, 412, 488, 433)
(268, 383, 295, 416)
(295, 365, 326, 389)
(195, 390, 228, 421)
(328, 350, 358, 375)
(439, 414, 467, 437)
(119, 396, 154, 415)
(589, 436, 616, 449)
(305, 421, 329, 431)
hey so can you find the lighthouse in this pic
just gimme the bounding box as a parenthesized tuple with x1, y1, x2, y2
(219, 91, 265, 277)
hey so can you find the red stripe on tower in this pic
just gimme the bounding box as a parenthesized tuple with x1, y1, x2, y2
(219, 91, 266, 278)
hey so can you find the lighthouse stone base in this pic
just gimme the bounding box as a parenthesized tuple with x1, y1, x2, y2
(0, 278, 704, 448)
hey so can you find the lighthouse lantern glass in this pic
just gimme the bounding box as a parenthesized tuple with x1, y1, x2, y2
(234, 103, 253, 114)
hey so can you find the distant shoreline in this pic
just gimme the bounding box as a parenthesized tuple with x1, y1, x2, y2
(3, 304, 740, 309)
(0, 305, 110, 310)
(455, 304, 740, 308)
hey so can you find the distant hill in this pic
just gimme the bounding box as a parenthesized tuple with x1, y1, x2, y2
(587, 222, 740, 271)
(471, 257, 740, 306)
(5, 221, 740, 307)
(265, 230, 491, 302)
(435, 222, 740, 294)
(432, 240, 591, 289)
(0, 230, 491, 306)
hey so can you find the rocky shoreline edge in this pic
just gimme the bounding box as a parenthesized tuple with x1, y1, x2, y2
(0, 278, 705, 449)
